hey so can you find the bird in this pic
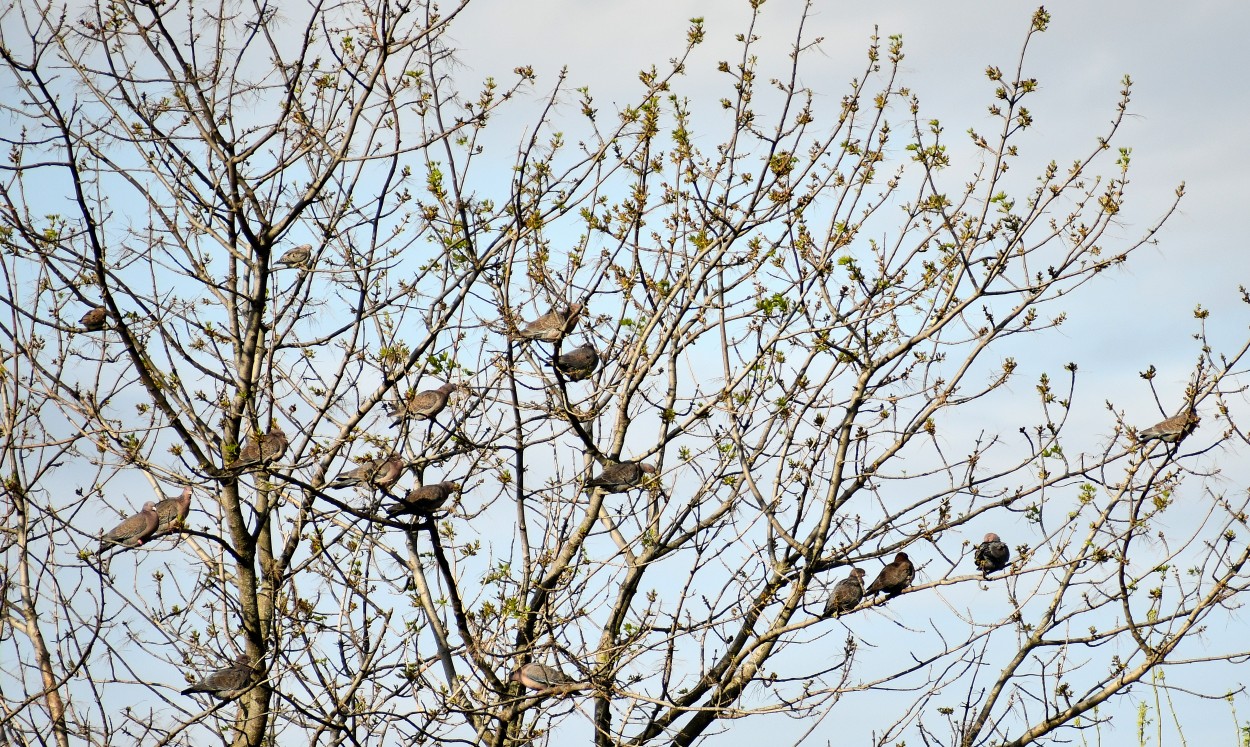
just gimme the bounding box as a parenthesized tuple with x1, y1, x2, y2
(1136, 410, 1199, 444)
(864, 552, 914, 598)
(823, 567, 866, 617)
(234, 423, 288, 467)
(99, 502, 160, 553)
(79, 306, 108, 331)
(386, 481, 459, 517)
(180, 654, 259, 699)
(509, 662, 576, 692)
(553, 343, 600, 382)
(585, 460, 656, 493)
(511, 303, 584, 342)
(153, 487, 193, 536)
(389, 383, 457, 428)
(276, 243, 312, 269)
(973, 533, 1010, 576)
(261, 425, 288, 462)
(329, 454, 406, 492)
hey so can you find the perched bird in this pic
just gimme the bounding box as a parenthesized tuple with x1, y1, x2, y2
(234, 423, 288, 467)
(386, 481, 459, 517)
(180, 654, 259, 699)
(585, 460, 656, 493)
(973, 533, 1010, 576)
(329, 454, 407, 492)
(1136, 410, 1200, 444)
(276, 243, 312, 269)
(261, 425, 288, 462)
(509, 662, 576, 692)
(99, 502, 160, 553)
(79, 306, 108, 331)
(511, 303, 584, 342)
(390, 383, 457, 428)
(864, 552, 915, 598)
(553, 344, 600, 382)
(153, 487, 193, 536)
(823, 568, 866, 617)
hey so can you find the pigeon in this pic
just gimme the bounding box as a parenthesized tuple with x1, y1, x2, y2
(79, 306, 108, 331)
(511, 303, 584, 342)
(585, 461, 656, 493)
(864, 552, 914, 598)
(973, 533, 1010, 576)
(386, 481, 459, 517)
(822, 568, 866, 617)
(180, 654, 258, 699)
(553, 344, 600, 382)
(261, 425, 288, 462)
(235, 436, 261, 465)
(234, 423, 287, 467)
(276, 243, 312, 269)
(390, 383, 457, 428)
(99, 502, 160, 552)
(329, 454, 406, 492)
(1136, 410, 1199, 444)
(509, 662, 576, 691)
(153, 487, 193, 536)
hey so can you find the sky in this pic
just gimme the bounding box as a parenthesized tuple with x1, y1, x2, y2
(443, 1, 1250, 744)
(449, 0, 1250, 378)
(9, 0, 1249, 744)
(444, 0, 1250, 488)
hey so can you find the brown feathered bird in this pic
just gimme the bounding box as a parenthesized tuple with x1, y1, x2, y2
(180, 654, 259, 699)
(554, 343, 600, 382)
(511, 303, 584, 342)
(153, 487, 193, 536)
(823, 567, 866, 617)
(386, 481, 459, 517)
(261, 425, 288, 462)
(390, 383, 456, 428)
(585, 461, 656, 493)
(864, 552, 914, 598)
(276, 243, 312, 269)
(99, 502, 160, 553)
(973, 533, 1010, 576)
(509, 662, 576, 691)
(329, 454, 407, 492)
(234, 423, 288, 467)
(1136, 410, 1199, 444)
(79, 306, 108, 331)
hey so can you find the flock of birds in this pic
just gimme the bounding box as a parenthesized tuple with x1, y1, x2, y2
(85, 292, 661, 698)
(79, 260, 1203, 699)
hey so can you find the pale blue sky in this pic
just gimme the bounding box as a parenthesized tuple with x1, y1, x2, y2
(13, 1, 1248, 744)
(445, 1, 1250, 743)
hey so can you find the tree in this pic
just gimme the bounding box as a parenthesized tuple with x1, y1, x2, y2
(2, 2, 1248, 746)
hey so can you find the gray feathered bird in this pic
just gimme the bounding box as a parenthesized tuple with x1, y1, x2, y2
(509, 662, 576, 691)
(386, 481, 459, 517)
(180, 654, 258, 699)
(276, 243, 312, 269)
(823, 567, 866, 617)
(864, 552, 914, 598)
(390, 383, 456, 428)
(329, 454, 407, 492)
(1136, 410, 1199, 444)
(511, 303, 584, 342)
(585, 461, 656, 493)
(79, 306, 108, 331)
(153, 487, 193, 536)
(554, 344, 600, 382)
(973, 533, 1010, 576)
(99, 502, 160, 553)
